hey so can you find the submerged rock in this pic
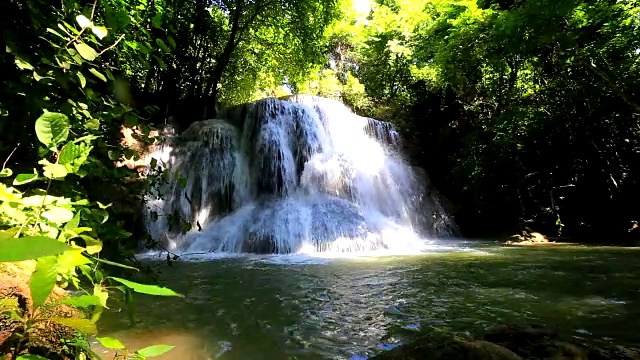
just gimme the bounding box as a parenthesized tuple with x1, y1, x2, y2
(370, 332, 522, 360)
(371, 324, 640, 360)
(484, 324, 640, 360)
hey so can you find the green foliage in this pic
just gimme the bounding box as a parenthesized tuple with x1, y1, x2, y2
(299, 0, 640, 239)
(0, 113, 180, 358)
(35, 113, 71, 151)
(0, 237, 73, 262)
(109, 277, 184, 297)
(95, 337, 175, 359)
(399, 0, 640, 238)
(134, 344, 176, 358)
(0, 0, 182, 354)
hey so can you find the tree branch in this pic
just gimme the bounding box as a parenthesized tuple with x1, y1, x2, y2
(2, 144, 19, 171)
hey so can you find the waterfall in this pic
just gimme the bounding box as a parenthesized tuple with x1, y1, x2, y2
(144, 95, 457, 254)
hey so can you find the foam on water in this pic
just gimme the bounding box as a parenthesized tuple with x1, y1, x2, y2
(135, 240, 490, 265)
(143, 95, 458, 255)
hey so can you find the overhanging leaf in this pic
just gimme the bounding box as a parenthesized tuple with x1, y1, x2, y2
(61, 294, 102, 308)
(109, 277, 183, 297)
(136, 344, 175, 358)
(35, 112, 70, 149)
(0, 229, 19, 239)
(79, 235, 102, 254)
(155, 39, 171, 53)
(77, 71, 86, 88)
(29, 256, 58, 309)
(0, 236, 73, 262)
(74, 42, 99, 61)
(94, 284, 109, 308)
(50, 317, 97, 334)
(91, 26, 108, 39)
(76, 14, 93, 29)
(46, 28, 65, 39)
(85, 119, 100, 131)
(13, 173, 38, 185)
(58, 142, 80, 165)
(41, 162, 68, 179)
(33, 71, 46, 81)
(89, 257, 138, 270)
(15, 57, 34, 70)
(96, 336, 125, 350)
(17, 355, 50, 360)
(42, 206, 74, 224)
(57, 249, 92, 271)
(0, 168, 12, 178)
(89, 68, 107, 82)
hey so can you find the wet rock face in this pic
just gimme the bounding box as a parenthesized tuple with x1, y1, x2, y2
(371, 324, 640, 360)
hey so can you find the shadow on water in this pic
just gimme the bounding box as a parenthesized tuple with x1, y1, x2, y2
(96, 243, 640, 359)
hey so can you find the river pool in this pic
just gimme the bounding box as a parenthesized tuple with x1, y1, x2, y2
(95, 241, 640, 359)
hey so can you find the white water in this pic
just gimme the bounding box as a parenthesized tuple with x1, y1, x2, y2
(144, 95, 457, 255)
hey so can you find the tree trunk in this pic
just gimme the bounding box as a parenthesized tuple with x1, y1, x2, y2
(204, 4, 243, 119)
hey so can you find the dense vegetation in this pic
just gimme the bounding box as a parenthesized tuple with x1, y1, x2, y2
(303, 0, 640, 241)
(1, 0, 639, 357)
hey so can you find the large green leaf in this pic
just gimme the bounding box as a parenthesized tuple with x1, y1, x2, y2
(0, 236, 73, 262)
(93, 284, 109, 308)
(14, 57, 34, 70)
(50, 317, 98, 334)
(76, 14, 93, 28)
(59, 142, 92, 172)
(77, 71, 87, 88)
(109, 277, 183, 297)
(59, 142, 80, 165)
(42, 206, 74, 224)
(0, 229, 19, 239)
(29, 256, 58, 309)
(0, 168, 12, 177)
(89, 68, 107, 82)
(35, 112, 70, 149)
(79, 235, 102, 254)
(13, 173, 38, 185)
(57, 249, 92, 272)
(155, 39, 171, 53)
(85, 119, 100, 131)
(90, 256, 138, 270)
(92, 26, 109, 39)
(60, 294, 103, 308)
(97, 336, 126, 349)
(42, 162, 68, 179)
(74, 42, 99, 61)
(16, 355, 50, 360)
(64, 212, 81, 230)
(136, 344, 175, 358)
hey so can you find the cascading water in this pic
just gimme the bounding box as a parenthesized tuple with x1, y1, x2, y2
(144, 95, 457, 254)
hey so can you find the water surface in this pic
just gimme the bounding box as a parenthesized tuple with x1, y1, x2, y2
(97, 242, 640, 359)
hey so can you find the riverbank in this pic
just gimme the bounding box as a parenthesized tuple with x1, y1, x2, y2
(0, 262, 84, 360)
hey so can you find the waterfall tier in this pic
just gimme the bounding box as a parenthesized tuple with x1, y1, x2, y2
(145, 95, 457, 254)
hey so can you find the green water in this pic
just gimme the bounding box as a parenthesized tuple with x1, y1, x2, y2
(97, 243, 640, 359)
